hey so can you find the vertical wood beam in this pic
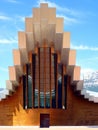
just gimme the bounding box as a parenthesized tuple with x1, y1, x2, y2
(63, 66, 67, 109)
(26, 64, 28, 108)
(38, 48, 40, 108)
(44, 48, 46, 108)
(50, 48, 52, 108)
(54, 53, 58, 108)
(22, 75, 26, 109)
(56, 54, 58, 108)
(64, 74, 68, 109)
(32, 54, 36, 108)
(62, 65, 64, 109)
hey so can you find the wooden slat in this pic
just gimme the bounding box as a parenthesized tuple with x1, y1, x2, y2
(22, 75, 26, 109)
(38, 48, 40, 108)
(26, 64, 28, 108)
(56, 54, 58, 108)
(30, 52, 33, 108)
(50, 48, 52, 108)
(32, 54, 36, 108)
(62, 65, 64, 109)
(54, 53, 58, 108)
(64, 75, 68, 109)
(44, 48, 46, 108)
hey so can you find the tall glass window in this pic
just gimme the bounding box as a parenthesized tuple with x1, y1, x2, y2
(23, 47, 67, 109)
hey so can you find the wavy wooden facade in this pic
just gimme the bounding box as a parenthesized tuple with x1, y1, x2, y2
(0, 3, 98, 126)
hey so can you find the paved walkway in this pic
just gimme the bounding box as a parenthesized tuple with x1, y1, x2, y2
(0, 126, 98, 130)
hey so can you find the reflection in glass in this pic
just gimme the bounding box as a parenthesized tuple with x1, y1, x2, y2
(28, 75, 32, 108)
(46, 93, 50, 108)
(58, 76, 62, 108)
(58, 64, 63, 109)
(34, 89, 38, 108)
(40, 95, 44, 108)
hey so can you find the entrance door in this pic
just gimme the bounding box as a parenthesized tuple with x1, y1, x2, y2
(40, 114, 50, 128)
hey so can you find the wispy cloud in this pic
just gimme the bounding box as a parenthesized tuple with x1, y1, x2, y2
(57, 14, 78, 25)
(16, 15, 25, 22)
(5, 0, 20, 4)
(37, 0, 79, 16)
(37, 0, 81, 25)
(0, 37, 17, 44)
(0, 15, 11, 21)
(71, 44, 98, 51)
(0, 67, 8, 72)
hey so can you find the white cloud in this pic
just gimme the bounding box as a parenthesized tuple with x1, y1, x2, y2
(57, 14, 78, 25)
(71, 44, 98, 51)
(64, 15, 78, 24)
(0, 37, 17, 44)
(16, 16, 25, 22)
(0, 15, 11, 20)
(5, 0, 20, 3)
(0, 67, 8, 72)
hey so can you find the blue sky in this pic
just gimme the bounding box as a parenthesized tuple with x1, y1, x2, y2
(0, 0, 98, 88)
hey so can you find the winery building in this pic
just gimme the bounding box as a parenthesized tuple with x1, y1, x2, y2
(0, 3, 98, 127)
